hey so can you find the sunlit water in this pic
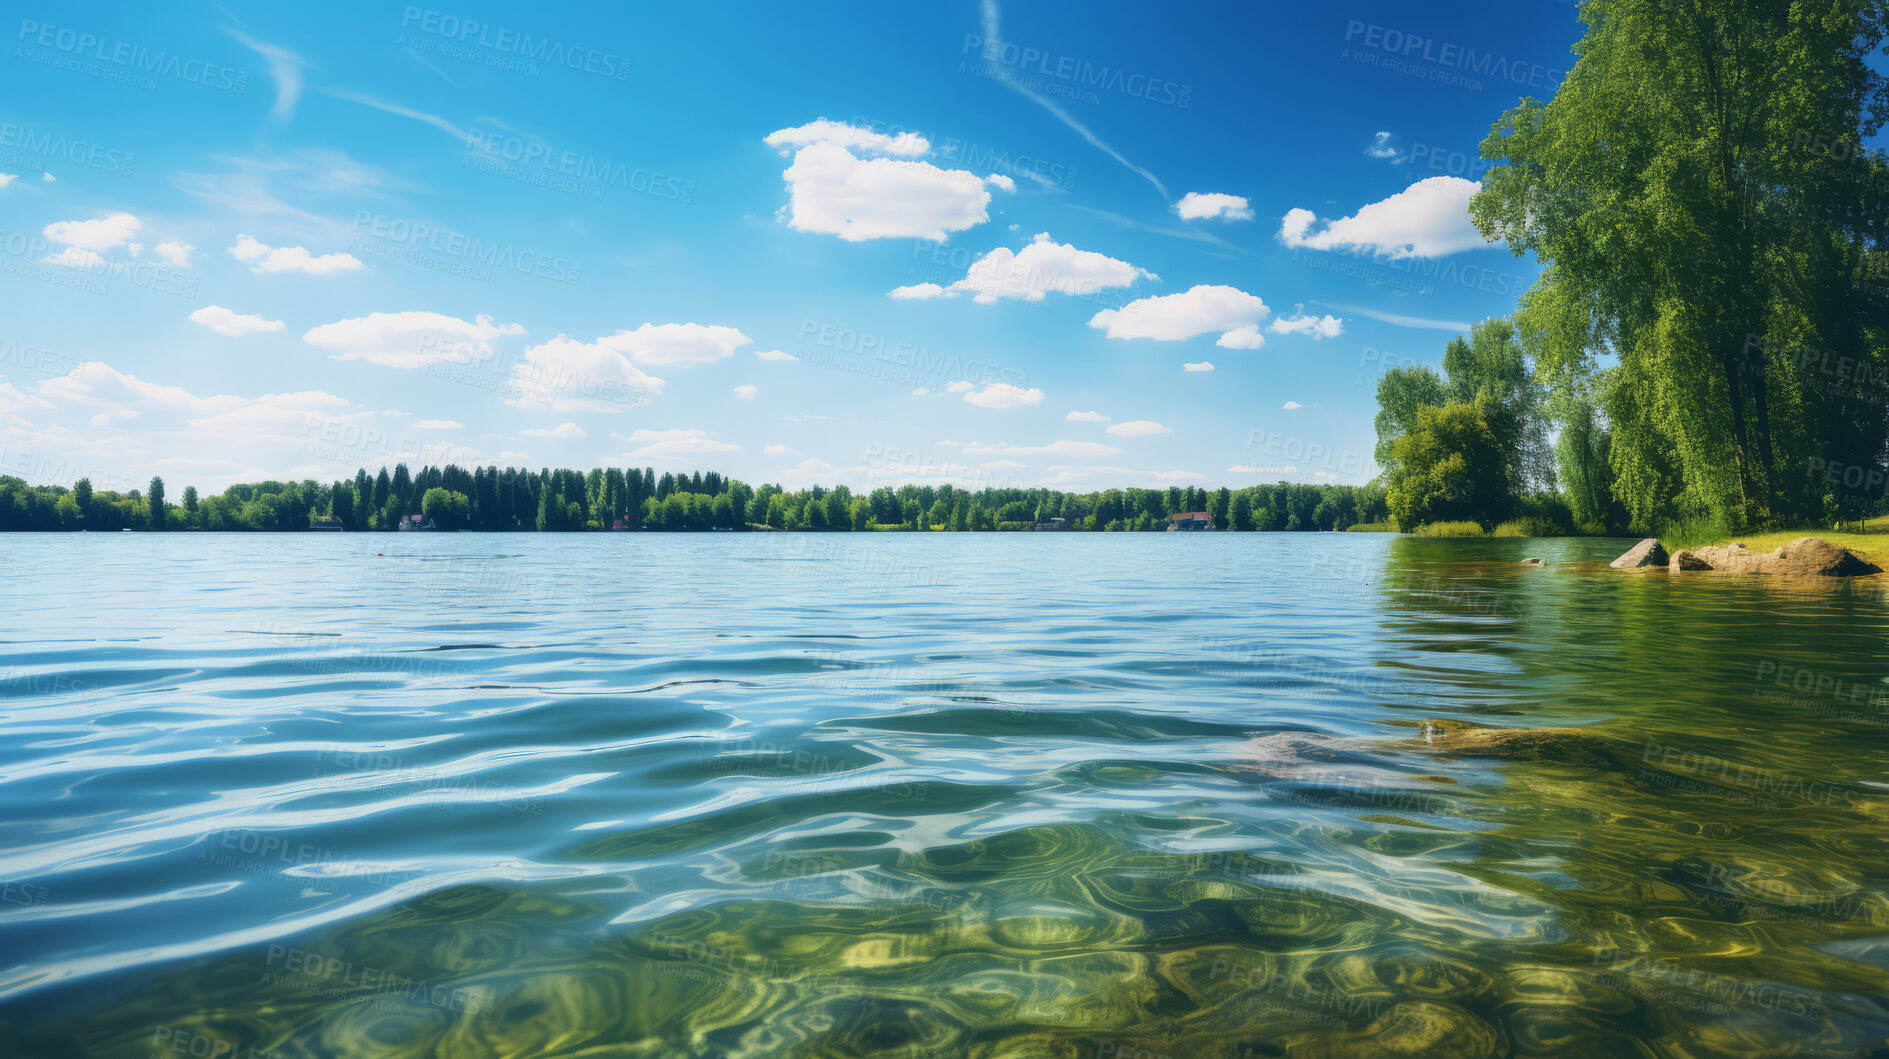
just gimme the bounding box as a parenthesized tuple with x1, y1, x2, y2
(3, 533, 1887, 1057)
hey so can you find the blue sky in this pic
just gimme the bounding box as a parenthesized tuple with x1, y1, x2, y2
(0, 0, 1585, 494)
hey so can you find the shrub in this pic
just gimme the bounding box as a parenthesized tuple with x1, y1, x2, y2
(1413, 520, 1487, 537)
(1345, 521, 1398, 532)
(1493, 517, 1563, 537)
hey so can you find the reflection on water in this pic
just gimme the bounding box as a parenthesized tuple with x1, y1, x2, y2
(2, 533, 1886, 1056)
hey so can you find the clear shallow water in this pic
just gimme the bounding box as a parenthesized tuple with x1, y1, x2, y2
(2, 532, 1887, 1057)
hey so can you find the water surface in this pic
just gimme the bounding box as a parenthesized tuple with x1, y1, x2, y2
(3, 533, 1887, 1056)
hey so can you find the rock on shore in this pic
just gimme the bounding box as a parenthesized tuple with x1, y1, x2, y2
(1608, 537, 1668, 569)
(1665, 537, 1880, 576)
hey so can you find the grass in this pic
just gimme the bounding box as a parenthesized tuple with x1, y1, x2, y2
(1656, 514, 1889, 563)
(1345, 521, 1398, 532)
(1493, 517, 1568, 538)
(1412, 520, 1487, 537)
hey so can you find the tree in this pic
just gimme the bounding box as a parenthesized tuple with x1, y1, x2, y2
(1373, 365, 1449, 476)
(148, 476, 166, 530)
(1386, 400, 1511, 531)
(422, 488, 471, 530)
(1472, 0, 1889, 527)
(182, 485, 199, 514)
(72, 478, 92, 521)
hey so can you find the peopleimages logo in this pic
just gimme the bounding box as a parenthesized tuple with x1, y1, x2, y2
(398, 8, 631, 79)
(1343, 21, 1564, 92)
(960, 34, 1192, 107)
(16, 19, 249, 92)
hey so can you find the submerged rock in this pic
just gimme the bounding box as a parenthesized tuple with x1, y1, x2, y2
(1608, 537, 1668, 569)
(1667, 536, 1880, 576)
(1517, 557, 1544, 566)
(1413, 719, 1625, 769)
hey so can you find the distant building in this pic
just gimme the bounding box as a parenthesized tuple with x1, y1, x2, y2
(1168, 511, 1213, 531)
(1034, 517, 1070, 531)
(397, 513, 437, 531)
(611, 518, 633, 530)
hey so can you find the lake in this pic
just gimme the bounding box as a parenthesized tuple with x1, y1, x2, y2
(3, 532, 1887, 1056)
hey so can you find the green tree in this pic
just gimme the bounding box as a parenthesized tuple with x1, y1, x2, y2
(147, 477, 167, 530)
(1471, 0, 1889, 527)
(422, 488, 471, 530)
(1386, 400, 1511, 531)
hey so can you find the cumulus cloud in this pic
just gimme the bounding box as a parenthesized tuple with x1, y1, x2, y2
(412, 419, 463, 429)
(733, 384, 758, 399)
(1217, 325, 1264, 350)
(1183, 361, 1215, 372)
(1269, 313, 1344, 339)
(963, 382, 1044, 408)
(763, 443, 797, 456)
(229, 233, 364, 274)
(767, 120, 1000, 241)
(1282, 401, 1303, 410)
(42, 247, 108, 269)
(1065, 410, 1110, 422)
(1089, 284, 1269, 345)
(764, 119, 929, 157)
(753, 349, 798, 361)
(44, 213, 141, 252)
(889, 232, 1155, 304)
(521, 422, 587, 438)
(944, 381, 976, 394)
(507, 334, 664, 412)
(599, 322, 750, 366)
(188, 305, 285, 337)
(1106, 419, 1172, 438)
(620, 427, 739, 458)
(1278, 176, 1486, 258)
(154, 241, 194, 267)
(1364, 131, 1402, 161)
(304, 311, 524, 369)
(1174, 192, 1253, 222)
(0, 174, 16, 188)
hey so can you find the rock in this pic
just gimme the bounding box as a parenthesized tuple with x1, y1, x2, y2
(1668, 536, 1880, 576)
(1518, 557, 1543, 565)
(1609, 537, 1668, 569)
(1413, 719, 1627, 769)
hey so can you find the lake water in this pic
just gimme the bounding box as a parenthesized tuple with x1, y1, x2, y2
(3, 533, 1887, 1057)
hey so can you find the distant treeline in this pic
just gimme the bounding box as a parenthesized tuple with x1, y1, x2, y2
(0, 466, 1392, 532)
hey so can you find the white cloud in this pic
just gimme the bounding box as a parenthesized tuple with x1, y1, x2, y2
(229, 234, 364, 274)
(888, 282, 948, 300)
(90, 408, 138, 427)
(963, 439, 1122, 457)
(1229, 464, 1296, 474)
(1106, 419, 1172, 438)
(620, 428, 739, 458)
(1282, 401, 1303, 410)
(599, 322, 750, 366)
(304, 311, 524, 369)
(1065, 410, 1110, 422)
(0, 174, 16, 188)
(764, 119, 929, 157)
(1315, 302, 1471, 332)
(763, 443, 797, 456)
(1269, 313, 1344, 339)
(963, 382, 1044, 408)
(1217, 325, 1264, 350)
(521, 422, 587, 438)
(944, 380, 976, 394)
(981, 459, 1026, 468)
(767, 121, 998, 241)
(733, 384, 758, 399)
(1278, 176, 1486, 259)
(44, 213, 141, 252)
(227, 30, 308, 121)
(42, 246, 107, 269)
(1151, 470, 1205, 481)
(901, 232, 1156, 304)
(912, 386, 933, 396)
(1364, 131, 1402, 161)
(189, 305, 286, 337)
(1174, 192, 1253, 222)
(1090, 284, 1269, 345)
(154, 241, 194, 267)
(753, 349, 798, 362)
(508, 334, 664, 412)
(1183, 361, 1215, 372)
(986, 174, 1017, 192)
(40, 172, 54, 183)
(412, 419, 463, 429)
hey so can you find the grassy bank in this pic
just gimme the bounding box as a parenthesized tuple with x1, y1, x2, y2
(1656, 516, 1889, 563)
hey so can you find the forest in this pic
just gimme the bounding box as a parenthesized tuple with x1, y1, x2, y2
(0, 466, 1391, 533)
